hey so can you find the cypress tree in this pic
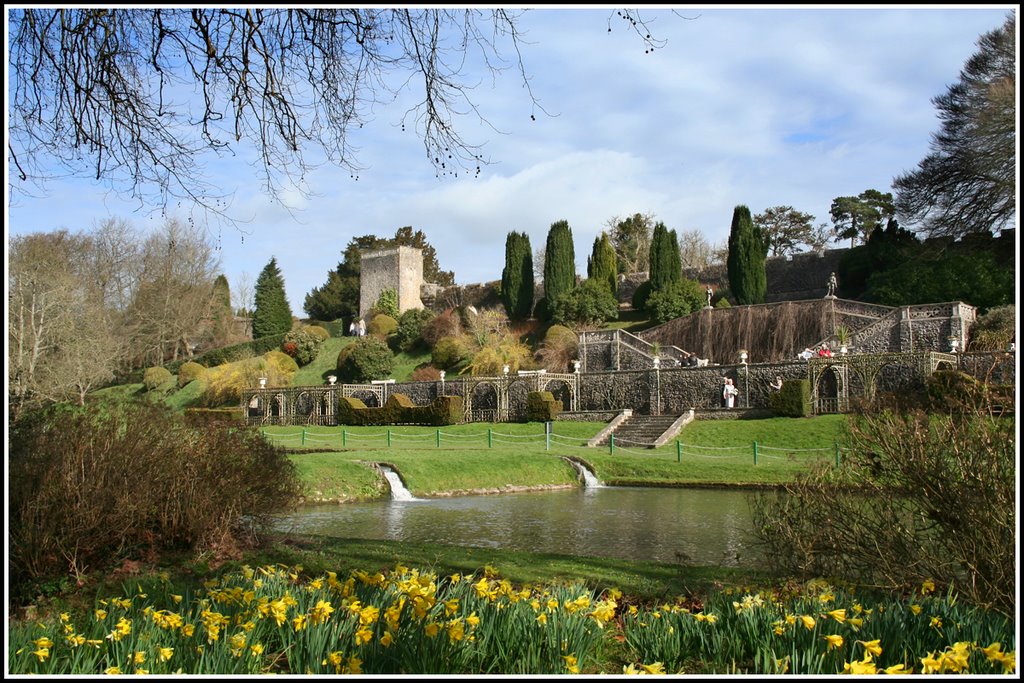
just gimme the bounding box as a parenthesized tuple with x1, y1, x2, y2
(726, 205, 768, 305)
(210, 274, 233, 344)
(587, 232, 618, 296)
(252, 256, 294, 338)
(543, 219, 576, 304)
(501, 231, 535, 321)
(647, 222, 681, 292)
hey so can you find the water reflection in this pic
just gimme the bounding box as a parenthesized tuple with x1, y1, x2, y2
(274, 487, 765, 567)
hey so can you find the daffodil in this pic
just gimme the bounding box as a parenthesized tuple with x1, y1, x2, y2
(824, 634, 844, 650)
(858, 639, 883, 657)
(884, 663, 913, 674)
(800, 615, 816, 630)
(158, 647, 174, 662)
(563, 654, 580, 674)
(641, 661, 667, 675)
(825, 608, 846, 622)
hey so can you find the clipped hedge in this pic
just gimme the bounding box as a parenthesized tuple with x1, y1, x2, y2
(177, 361, 207, 388)
(768, 379, 811, 417)
(526, 391, 562, 422)
(143, 366, 174, 391)
(337, 393, 463, 426)
(183, 407, 243, 427)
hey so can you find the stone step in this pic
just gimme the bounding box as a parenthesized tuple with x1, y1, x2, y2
(593, 413, 685, 447)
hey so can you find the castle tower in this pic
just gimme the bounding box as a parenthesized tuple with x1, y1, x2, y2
(358, 246, 425, 321)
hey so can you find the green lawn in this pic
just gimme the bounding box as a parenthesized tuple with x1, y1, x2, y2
(269, 414, 850, 501)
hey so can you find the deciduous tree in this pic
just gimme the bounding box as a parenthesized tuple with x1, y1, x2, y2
(893, 14, 1016, 239)
(9, 8, 669, 222)
(608, 212, 655, 274)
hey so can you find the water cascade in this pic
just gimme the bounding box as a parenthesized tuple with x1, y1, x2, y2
(379, 464, 419, 501)
(567, 458, 605, 488)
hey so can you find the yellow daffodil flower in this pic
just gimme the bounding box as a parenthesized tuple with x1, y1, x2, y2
(824, 634, 844, 650)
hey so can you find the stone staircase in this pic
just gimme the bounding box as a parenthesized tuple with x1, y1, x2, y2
(592, 413, 687, 449)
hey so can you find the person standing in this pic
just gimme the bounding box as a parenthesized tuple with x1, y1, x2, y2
(724, 378, 738, 408)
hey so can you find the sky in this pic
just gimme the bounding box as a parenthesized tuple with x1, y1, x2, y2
(5, 5, 1017, 315)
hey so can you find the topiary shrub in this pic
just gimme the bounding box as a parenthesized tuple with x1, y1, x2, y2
(432, 335, 467, 370)
(337, 393, 463, 426)
(177, 361, 207, 388)
(304, 325, 330, 341)
(143, 366, 174, 392)
(768, 379, 811, 417)
(714, 298, 732, 308)
(526, 391, 562, 422)
(264, 350, 299, 376)
(367, 313, 398, 339)
(336, 337, 394, 383)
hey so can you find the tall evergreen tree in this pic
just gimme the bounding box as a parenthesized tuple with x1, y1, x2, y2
(587, 232, 619, 297)
(501, 231, 535, 321)
(543, 220, 576, 304)
(209, 274, 234, 346)
(726, 205, 767, 305)
(253, 257, 293, 338)
(647, 222, 681, 292)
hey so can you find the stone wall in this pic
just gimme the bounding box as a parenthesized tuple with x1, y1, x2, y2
(359, 246, 425, 320)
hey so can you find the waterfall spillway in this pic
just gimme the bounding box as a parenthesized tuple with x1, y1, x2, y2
(380, 464, 418, 501)
(567, 459, 605, 488)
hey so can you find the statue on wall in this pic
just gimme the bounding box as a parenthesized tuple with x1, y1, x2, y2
(826, 272, 838, 298)
(706, 285, 714, 308)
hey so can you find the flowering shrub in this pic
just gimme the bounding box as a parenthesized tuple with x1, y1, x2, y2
(282, 327, 325, 366)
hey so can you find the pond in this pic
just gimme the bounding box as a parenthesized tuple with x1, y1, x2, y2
(272, 485, 769, 568)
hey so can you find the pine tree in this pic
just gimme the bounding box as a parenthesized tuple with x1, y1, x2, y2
(647, 222, 681, 292)
(501, 231, 535, 321)
(726, 205, 767, 305)
(543, 220, 576, 304)
(253, 257, 294, 338)
(587, 232, 618, 297)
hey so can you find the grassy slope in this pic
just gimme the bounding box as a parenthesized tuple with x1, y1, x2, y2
(268, 414, 849, 500)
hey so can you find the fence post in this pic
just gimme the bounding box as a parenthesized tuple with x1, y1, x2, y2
(753, 441, 758, 465)
(676, 440, 682, 463)
(342, 429, 347, 447)
(488, 428, 493, 448)
(609, 433, 615, 455)
(436, 429, 441, 448)
(387, 429, 392, 448)
(301, 429, 306, 446)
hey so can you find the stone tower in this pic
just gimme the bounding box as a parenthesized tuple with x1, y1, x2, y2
(358, 246, 425, 321)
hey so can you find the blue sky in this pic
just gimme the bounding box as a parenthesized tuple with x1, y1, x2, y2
(5, 5, 1015, 314)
